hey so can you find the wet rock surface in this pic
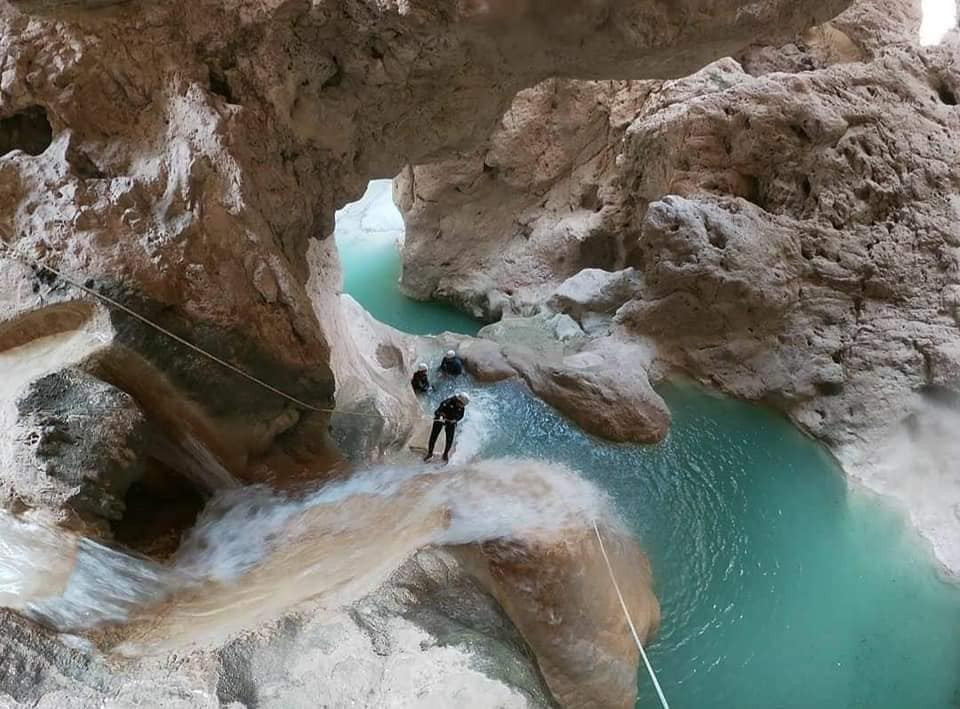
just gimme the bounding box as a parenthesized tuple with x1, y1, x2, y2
(0, 0, 855, 704)
(434, 320, 670, 445)
(397, 0, 960, 572)
(0, 0, 849, 498)
(0, 551, 557, 709)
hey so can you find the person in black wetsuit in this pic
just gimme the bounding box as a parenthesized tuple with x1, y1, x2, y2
(439, 349, 464, 376)
(424, 392, 470, 463)
(411, 363, 430, 394)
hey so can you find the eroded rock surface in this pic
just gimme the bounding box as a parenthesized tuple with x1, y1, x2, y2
(0, 551, 557, 709)
(429, 320, 670, 445)
(0, 0, 854, 704)
(397, 0, 960, 571)
(0, 0, 850, 511)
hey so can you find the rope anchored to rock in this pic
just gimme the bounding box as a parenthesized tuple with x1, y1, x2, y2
(2, 240, 673, 703)
(593, 520, 671, 709)
(0, 239, 392, 421)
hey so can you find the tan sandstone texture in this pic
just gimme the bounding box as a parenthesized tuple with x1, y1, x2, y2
(0, 0, 848, 535)
(0, 0, 855, 705)
(397, 0, 960, 573)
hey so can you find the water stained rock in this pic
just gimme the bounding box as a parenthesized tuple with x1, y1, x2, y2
(0, 0, 859, 704)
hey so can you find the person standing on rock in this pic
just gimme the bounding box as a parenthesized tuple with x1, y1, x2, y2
(424, 392, 469, 463)
(411, 363, 430, 394)
(439, 349, 464, 376)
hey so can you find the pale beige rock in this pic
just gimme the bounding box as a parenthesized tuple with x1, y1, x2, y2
(0, 551, 558, 709)
(0, 0, 851, 494)
(0, 0, 854, 703)
(396, 1, 960, 571)
(433, 321, 670, 445)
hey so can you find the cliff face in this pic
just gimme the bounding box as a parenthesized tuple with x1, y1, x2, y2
(0, 0, 857, 705)
(0, 0, 850, 533)
(397, 1, 960, 571)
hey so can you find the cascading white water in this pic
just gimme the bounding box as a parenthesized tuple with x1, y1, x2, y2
(0, 459, 654, 669)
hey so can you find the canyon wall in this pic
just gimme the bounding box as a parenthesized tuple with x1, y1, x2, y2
(0, 0, 857, 705)
(0, 0, 850, 535)
(397, 0, 960, 571)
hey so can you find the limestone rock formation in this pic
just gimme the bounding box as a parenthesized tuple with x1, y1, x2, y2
(0, 0, 851, 517)
(455, 524, 659, 709)
(0, 0, 856, 705)
(396, 0, 960, 571)
(431, 321, 671, 444)
(0, 551, 557, 709)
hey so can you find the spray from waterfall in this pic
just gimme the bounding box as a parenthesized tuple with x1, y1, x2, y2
(0, 459, 648, 660)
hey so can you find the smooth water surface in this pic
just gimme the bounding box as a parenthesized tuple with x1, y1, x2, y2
(339, 181, 960, 708)
(334, 180, 481, 336)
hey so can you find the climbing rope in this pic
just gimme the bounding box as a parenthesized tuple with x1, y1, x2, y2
(2, 241, 671, 701)
(0, 238, 390, 421)
(592, 520, 671, 709)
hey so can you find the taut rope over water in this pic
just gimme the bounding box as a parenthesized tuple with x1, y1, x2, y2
(593, 520, 671, 709)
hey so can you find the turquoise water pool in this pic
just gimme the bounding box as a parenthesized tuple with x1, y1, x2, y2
(334, 181, 481, 336)
(336, 183, 960, 708)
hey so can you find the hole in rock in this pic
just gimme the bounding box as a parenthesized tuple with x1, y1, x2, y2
(789, 123, 810, 142)
(741, 174, 767, 210)
(66, 144, 107, 179)
(0, 106, 53, 158)
(580, 183, 601, 211)
(321, 56, 343, 89)
(332, 179, 483, 335)
(209, 67, 237, 104)
(935, 81, 957, 106)
(708, 228, 728, 250)
(577, 228, 619, 270)
(111, 457, 205, 558)
(815, 381, 843, 397)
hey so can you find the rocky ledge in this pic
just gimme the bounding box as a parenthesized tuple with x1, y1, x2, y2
(397, 0, 960, 574)
(0, 0, 856, 705)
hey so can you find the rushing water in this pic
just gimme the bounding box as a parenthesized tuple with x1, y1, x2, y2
(336, 184, 960, 708)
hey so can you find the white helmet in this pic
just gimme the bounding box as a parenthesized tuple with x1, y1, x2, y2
(417, 363, 428, 371)
(446, 350, 457, 358)
(457, 392, 470, 404)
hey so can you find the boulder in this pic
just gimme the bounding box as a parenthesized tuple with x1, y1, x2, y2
(547, 268, 644, 322)
(503, 344, 670, 445)
(391, 0, 960, 572)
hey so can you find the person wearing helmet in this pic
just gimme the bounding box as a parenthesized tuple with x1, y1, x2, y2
(424, 392, 470, 463)
(411, 362, 430, 394)
(439, 349, 464, 376)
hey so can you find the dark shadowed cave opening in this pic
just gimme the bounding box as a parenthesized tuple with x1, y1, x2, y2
(0, 106, 53, 158)
(110, 457, 206, 559)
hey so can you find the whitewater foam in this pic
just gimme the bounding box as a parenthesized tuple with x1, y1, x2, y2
(0, 459, 630, 658)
